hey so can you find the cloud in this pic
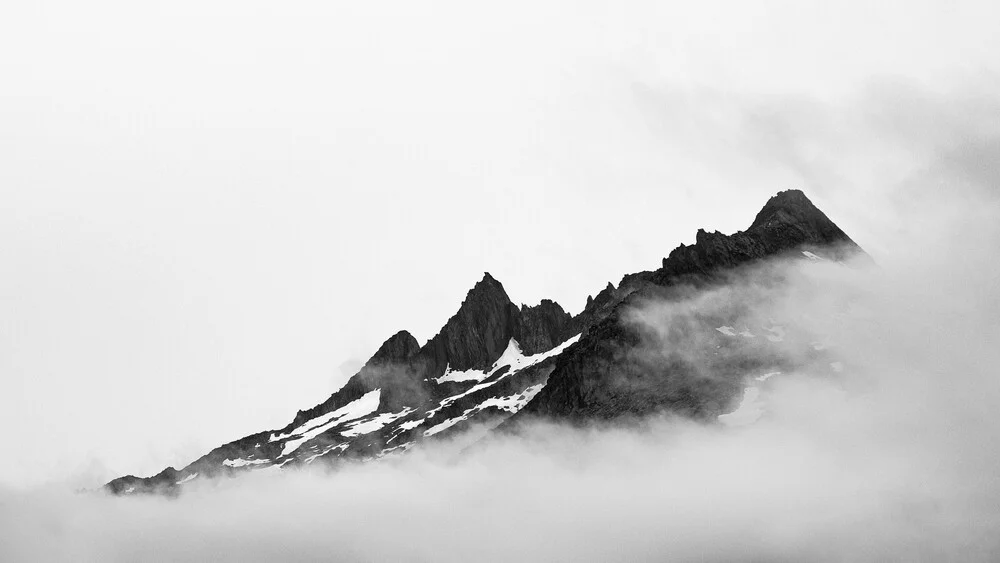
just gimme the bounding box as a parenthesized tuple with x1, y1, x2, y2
(3, 0, 1000, 488)
(4, 183, 1000, 561)
(3, 1, 1000, 559)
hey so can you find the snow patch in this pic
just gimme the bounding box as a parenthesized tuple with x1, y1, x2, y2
(719, 370, 786, 427)
(279, 389, 382, 457)
(474, 383, 545, 414)
(379, 442, 414, 457)
(340, 407, 414, 438)
(387, 418, 424, 444)
(719, 387, 764, 427)
(435, 364, 487, 384)
(434, 337, 540, 384)
(175, 472, 198, 485)
(223, 458, 269, 468)
(715, 326, 737, 336)
(424, 415, 466, 437)
(398, 419, 423, 431)
(426, 334, 581, 419)
(304, 443, 348, 464)
(802, 250, 825, 261)
(424, 383, 547, 437)
(270, 389, 381, 443)
(755, 371, 781, 382)
(492, 339, 528, 373)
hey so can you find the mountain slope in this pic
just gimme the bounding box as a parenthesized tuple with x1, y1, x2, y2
(106, 189, 863, 495)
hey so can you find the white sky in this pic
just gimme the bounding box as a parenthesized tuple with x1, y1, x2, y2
(2, 0, 999, 488)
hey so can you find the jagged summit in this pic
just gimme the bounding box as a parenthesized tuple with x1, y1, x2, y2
(654, 189, 861, 281)
(516, 299, 573, 355)
(468, 271, 506, 298)
(420, 272, 519, 372)
(367, 330, 420, 366)
(413, 272, 576, 372)
(747, 189, 858, 254)
(750, 189, 831, 230)
(516, 189, 863, 422)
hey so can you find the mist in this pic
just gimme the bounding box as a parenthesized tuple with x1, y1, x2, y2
(3, 0, 1000, 487)
(4, 0, 1000, 559)
(3, 186, 999, 561)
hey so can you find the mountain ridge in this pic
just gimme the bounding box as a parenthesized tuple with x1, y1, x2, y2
(513, 189, 863, 422)
(106, 189, 864, 495)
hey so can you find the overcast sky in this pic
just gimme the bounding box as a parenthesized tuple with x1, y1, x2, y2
(2, 0, 999, 488)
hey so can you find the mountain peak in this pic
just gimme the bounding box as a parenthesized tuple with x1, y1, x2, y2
(469, 271, 506, 297)
(419, 273, 518, 371)
(654, 189, 860, 281)
(749, 189, 836, 232)
(746, 189, 859, 255)
(367, 330, 420, 366)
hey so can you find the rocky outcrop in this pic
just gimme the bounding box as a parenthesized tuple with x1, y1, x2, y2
(516, 300, 574, 355)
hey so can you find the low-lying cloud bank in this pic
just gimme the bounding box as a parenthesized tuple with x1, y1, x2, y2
(3, 199, 1000, 562)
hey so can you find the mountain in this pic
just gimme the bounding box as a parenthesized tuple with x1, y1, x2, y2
(106, 190, 864, 495)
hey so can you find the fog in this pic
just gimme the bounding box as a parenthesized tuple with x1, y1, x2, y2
(3, 0, 1000, 487)
(3, 189, 999, 561)
(4, 0, 1000, 559)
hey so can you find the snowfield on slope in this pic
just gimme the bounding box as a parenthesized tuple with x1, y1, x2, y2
(276, 389, 382, 457)
(427, 335, 580, 418)
(223, 458, 268, 468)
(424, 383, 546, 437)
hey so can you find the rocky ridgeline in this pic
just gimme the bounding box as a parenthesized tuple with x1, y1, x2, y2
(107, 190, 864, 495)
(512, 189, 864, 422)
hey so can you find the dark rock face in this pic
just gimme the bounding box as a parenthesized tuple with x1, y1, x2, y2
(512, 189, 865, 423)
(368, 330, 420, 366)
(748, 189, 854, 243)
(516, 299, 574, 355)
(570, 282, 619, 336)
(105, 189, 864, 495)
(652, 190, 860, 282)
(419, 273, 521, 374)
(569, 274, 655, 337)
